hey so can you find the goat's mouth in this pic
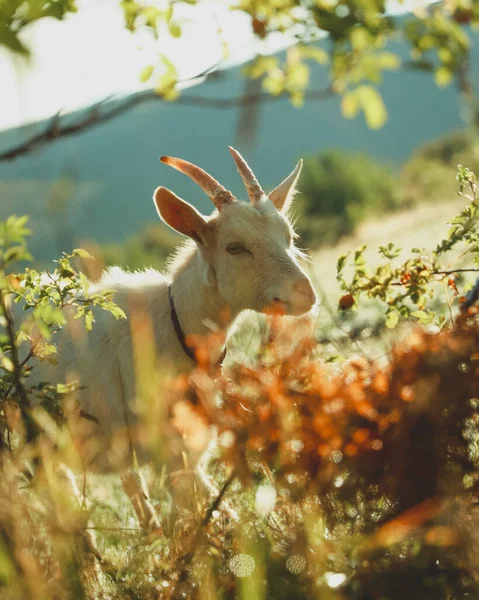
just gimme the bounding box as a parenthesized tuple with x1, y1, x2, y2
(267, 297, 316, 317)
(263, 297, 290, 315)
(263, 296, 316, 317)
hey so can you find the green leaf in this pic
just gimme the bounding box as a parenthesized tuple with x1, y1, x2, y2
(358, 86, 387, 129)
(154, 56, 179, 100)
(56, 383, 74, 395)
(244, 56, 277, 80)
(286, 61, 310, 91)
(33, 305, 66, 327)
(354, 244, 367, 265)
(411, 310, 434, 324)
(71, 248, 94, 260)
(109, 306, 126, 320)
(299, 45, 329, 65)
(289, 91, 303, 107)
(379, 243, 401, 260)
(1, 355, 14, 372)
(377, 52, 401, 71)
(350, 27, 370, 50)
(341, 91, 360, 119)
(385, 310, 399, 329)
(434, 66, 453, 87)
(336, 252, 349, 276)
(139, 65, 154, 83)
(42, 344, 57, 356)
(168, 21, 182, 38)
(84, 310, 94, 331)
(263, 70, 285, 96)
(438, 47, 453, 64)
(3, 246, 30, 264)
(0, 215, 31, 247)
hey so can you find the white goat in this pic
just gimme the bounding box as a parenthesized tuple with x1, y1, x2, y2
(33, 147, 317, 530)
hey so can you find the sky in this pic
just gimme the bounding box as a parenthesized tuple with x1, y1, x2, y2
(0, 0, 436, 132)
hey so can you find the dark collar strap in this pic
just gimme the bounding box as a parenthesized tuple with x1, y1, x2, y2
(168, 285, 226, 368)
(79, 409, 100, 425)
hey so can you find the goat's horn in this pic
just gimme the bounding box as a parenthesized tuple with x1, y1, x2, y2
(160, 156, 236, 209)
(228, 146, 265, 204)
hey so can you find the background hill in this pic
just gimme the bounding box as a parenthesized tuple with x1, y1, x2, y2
(0, 32, 478, 263)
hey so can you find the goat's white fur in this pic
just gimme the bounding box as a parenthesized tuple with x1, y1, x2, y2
(29, 149, 317, 530)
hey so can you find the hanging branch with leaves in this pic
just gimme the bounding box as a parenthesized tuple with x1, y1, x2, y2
(0, 0, 477, 161)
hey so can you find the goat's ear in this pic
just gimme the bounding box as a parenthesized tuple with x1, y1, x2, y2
(269, 160, 303, 213)
(153, 187, 209, 245)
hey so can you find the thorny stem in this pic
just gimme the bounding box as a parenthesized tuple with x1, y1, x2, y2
(170, 469, 236, 593)
(0, 289, 38, 446)
(201, 468, 237, 528)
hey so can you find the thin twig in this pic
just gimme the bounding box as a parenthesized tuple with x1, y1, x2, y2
(435, 268, 479, 275)
(201, 468, 236, 528)
(83, 526, 143, 532)
(171, 468, 237, 594)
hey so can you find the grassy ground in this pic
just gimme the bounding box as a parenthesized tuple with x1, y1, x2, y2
(2, 192, 478, 600)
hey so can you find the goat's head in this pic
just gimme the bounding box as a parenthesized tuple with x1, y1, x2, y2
(153, 147, 317, 317)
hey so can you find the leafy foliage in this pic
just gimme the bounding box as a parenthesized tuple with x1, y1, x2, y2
(0, 216, 125, 449)
(0, 0, 77, 55)
(336, 164, 479, 330)
(1, 1, 478, 127)
(238, 0, 477, 124)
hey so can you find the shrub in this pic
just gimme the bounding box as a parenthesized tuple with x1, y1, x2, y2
(0, 218, 125, 447)
(295, 149, 400, 247)
(400, 130, 479, 207)
(97, 223, 180, 272)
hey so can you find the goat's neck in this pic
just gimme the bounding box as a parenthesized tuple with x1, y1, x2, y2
(168, 245, 236, 352)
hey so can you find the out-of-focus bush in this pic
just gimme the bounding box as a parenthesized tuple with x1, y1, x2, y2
(296, 150, 400, 247)
(400, 131, 479, 207)
(98, 223, 181, 272)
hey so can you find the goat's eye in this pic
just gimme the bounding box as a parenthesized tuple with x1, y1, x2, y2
(226, 243, 246, 255)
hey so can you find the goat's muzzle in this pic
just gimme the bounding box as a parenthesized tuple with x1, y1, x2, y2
(288, 277, 317, 315)
(269, 277, 316, 316)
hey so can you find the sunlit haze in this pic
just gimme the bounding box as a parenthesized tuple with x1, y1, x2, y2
(0, 0, 436, 132)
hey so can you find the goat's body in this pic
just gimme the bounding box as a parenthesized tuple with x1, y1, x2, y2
(22, 148, 317, 532)
(57, 270, 178, 434)
(30, 243, 237, 471)
(59, 274, 173, 451)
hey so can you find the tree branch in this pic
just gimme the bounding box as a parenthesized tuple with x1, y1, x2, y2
(0, 86, 334, 163)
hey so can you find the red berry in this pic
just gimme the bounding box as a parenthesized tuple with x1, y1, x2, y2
(339, 293, 355, 310)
